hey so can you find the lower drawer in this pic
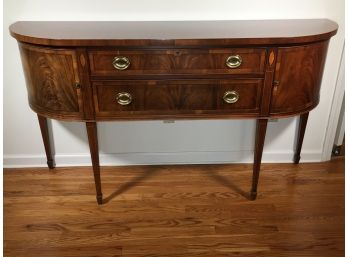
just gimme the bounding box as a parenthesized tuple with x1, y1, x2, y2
(93, 79, 263, 119)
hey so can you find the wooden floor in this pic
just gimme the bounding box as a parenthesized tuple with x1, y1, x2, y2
(4, 159, 344, 257)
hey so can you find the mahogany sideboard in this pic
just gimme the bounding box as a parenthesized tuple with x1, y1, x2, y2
(9, 20, 338, 204)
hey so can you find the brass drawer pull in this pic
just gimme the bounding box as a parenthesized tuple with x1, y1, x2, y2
(223, 90, 239, 104)
(226, 55, 242, 68)
(116, 92, 132, 105)
(112, 56, 130, 70)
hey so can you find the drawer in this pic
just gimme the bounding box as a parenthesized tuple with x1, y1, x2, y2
(88, 49, 266, 77)
(93, 79, 263, 118)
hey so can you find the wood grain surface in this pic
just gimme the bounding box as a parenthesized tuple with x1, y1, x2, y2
(4, 159, 344, 257)
(9, 20, 338, 47)
(93, 79, 263, 117)
(37, 115, 55, 169)
(12, 24, 336, 121)
(294, 112, 309, 164)
(88, 48, 266, 76)
(18, 43, 83, 119)
(270, 41, 329, 115)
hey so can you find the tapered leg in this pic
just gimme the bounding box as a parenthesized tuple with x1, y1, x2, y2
(37, 115, 55, 169)
(250, 119, 268, 200)
(293, 112, 309, 164)
(86, 122, 103, 205)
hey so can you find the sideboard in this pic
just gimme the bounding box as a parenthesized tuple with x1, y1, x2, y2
(9, 20, 338, 204)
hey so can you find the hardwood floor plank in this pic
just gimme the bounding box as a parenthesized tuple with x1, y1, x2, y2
(4, 159, 344, 257)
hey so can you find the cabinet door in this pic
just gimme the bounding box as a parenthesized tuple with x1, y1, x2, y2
(19, 43, 83, 119)
(270, 41, 329, 116)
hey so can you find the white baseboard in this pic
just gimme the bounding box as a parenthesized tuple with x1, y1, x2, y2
(3, 150, 323, 168)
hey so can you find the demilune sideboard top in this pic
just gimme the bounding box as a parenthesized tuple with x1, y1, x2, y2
(9, 20, 338, 204)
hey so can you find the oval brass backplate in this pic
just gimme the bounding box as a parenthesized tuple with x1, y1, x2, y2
(226, 55, 242, 68)
(112, 56, 130, 70)
(223, 90, 239, 104)
(116, 92, 132, 105)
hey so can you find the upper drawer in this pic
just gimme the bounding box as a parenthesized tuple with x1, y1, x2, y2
(88, 48, 266, 77)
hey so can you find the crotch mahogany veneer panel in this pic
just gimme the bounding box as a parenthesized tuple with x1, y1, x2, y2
(93, 79, 263, 119)
(88, 48, 266, 77)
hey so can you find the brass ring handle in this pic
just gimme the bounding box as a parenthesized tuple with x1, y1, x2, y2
(223, 90, 239, 104)
(116, 92, 132, 105)
(226, 55, 242, 68)
(112, 56, 130, 70)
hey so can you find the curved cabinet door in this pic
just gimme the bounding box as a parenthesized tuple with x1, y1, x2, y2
(18, 43, 83, 120)
(270, 41, 329, 116)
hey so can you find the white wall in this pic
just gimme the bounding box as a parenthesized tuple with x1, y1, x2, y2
(3, 0, 345, 167)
